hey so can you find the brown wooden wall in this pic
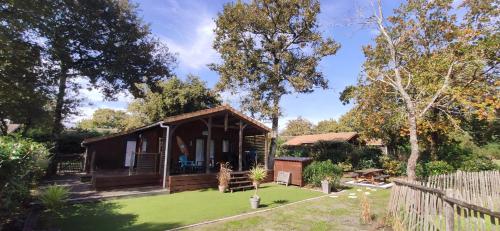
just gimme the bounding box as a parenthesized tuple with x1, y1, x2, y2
(86, 126, 164, 171)
(93, 174, 161, 191)
(168, 173, 218, 193)
(273, 160, 310, 186)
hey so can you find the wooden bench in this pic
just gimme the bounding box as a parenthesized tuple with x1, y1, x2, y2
(276, 171, 291, 186)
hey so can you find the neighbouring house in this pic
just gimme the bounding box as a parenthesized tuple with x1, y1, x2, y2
(82, 105, 272, 192)
(283, 132, 359, 146)
(283, 132, 388, 155)
(366, 139, 388, 155)
(2, 119, 22, 134)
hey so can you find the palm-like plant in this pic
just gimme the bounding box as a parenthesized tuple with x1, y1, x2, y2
(248, 165, 267, 198)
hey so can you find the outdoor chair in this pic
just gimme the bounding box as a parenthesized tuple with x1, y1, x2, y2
(179, 154, 195, 172)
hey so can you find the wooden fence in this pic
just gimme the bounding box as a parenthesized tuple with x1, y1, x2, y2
(388, 171, 500, 231)
(56, 153, 84, 174)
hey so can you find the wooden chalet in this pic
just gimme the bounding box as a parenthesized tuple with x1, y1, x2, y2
(82, 105, 272, 192)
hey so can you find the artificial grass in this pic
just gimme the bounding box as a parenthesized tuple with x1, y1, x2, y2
(52, 183, 322, 231)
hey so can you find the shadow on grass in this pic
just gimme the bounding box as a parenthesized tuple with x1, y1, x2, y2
(260, 199, 289, 208)
(40, 202, 181, 231)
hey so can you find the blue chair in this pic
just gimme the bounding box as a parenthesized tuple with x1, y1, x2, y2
(179, 154, 195, 172)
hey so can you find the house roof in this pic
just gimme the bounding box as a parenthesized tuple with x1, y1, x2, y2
(7, 123, 21, 134)
(366, 139, 384, 146)
(274, 156, 312, 162)
(283, 132, 358, 146)
(82, 105, 270, 145)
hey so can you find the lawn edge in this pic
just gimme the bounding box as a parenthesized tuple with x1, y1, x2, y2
(166, 193, 333, 231)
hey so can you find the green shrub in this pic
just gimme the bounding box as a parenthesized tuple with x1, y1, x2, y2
(358, 159, 377, 169)
(303, 160, 343, 188)
(338, 161, 353, 172)
(39, 185, 69, 213)
(459, 156, 497, 171)
(381, 156, 405, 176)
(417, 161, 454, 178)
(0, 136, 49, 223)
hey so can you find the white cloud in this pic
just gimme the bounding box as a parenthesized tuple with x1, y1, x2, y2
(161, 18, 218, 70)
(65, 77, 132, 127)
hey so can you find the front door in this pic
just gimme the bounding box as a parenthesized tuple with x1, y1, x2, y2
(195, 139, 204, 166)
(125, 141, 136, 167)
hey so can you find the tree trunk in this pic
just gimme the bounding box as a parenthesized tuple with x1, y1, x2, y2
(406, 110, 420, 180)
(52, 68, 68, 139)
(48, 67, 68, 176)
(268, 93, 280, 170)
(269, 115, 278, 169)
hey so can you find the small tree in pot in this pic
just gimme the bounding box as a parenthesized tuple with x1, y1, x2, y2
(248, 165, 267, 209)
(217, 162, 232, 192)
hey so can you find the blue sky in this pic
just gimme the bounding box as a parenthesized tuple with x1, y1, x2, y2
(76, 0, 403, 129)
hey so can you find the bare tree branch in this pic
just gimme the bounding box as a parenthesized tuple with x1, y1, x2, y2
(418, 61, 456, 118)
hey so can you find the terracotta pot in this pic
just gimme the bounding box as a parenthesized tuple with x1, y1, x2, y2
(218, 185, 227, 193)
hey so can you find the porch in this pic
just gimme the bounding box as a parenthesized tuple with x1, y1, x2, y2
(83, 105, 272, 192)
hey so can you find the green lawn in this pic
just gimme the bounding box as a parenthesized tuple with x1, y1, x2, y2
(50, 183, 323, 231)
(188, 186, 392, 231)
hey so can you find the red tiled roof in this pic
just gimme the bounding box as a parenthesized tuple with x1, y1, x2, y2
(283, 132, 358, 146)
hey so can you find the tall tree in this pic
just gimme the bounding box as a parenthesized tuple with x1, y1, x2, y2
(281, 117, 314, 136)
(125, 75, 221, 130)
(0, 2, 52, 134)
(210, 0, 340, 162)
(344, 0, 498, 179)
(76, 109, 128, 132)
(7, 0, 176, 138)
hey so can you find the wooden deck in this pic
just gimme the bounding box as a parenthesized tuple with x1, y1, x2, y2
(91, 169, 275, 192)
(93, 174, 161, 191)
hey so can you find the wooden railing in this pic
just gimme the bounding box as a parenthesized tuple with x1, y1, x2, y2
(388, 171, 500, 231)
(135, 152, 158, 174)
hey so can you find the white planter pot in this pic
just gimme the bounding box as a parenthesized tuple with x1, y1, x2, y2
(321, 180, 331, 194)
(249, 196, 260, 209)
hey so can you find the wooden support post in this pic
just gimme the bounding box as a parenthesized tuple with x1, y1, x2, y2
(90, 151, 96, 174)
(206, 117, 212, 173)
(238, 121, 243, 171)
(264, 132, 269, 170)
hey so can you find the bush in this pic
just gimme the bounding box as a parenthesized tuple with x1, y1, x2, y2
(303, 160, 343, 188)
(381, 156, 406, 176)
(0, 136, 49, 225)
(416, 161, 454, 178)
(459, 156, 497, 171)
(357, 159, 377, 169)
(40, 185, 69, 213)
(338, 161, 353, 172)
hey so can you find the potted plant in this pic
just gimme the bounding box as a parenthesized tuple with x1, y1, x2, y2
(248, 165, 267, 209)
(217, 162, 232, 192)
(321, 176, 334, 194)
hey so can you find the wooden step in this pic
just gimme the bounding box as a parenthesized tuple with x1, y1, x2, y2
(230, 184, 254, 192)
(230, 176, 248, 180)
(230, 171, 249, 175)
(229, 180, 252, 185)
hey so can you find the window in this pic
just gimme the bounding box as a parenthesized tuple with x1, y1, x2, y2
(222, 139, 229, 152)
(141, 140, 148, 152)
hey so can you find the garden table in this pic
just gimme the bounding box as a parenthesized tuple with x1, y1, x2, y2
(354, 168, 385, 185)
